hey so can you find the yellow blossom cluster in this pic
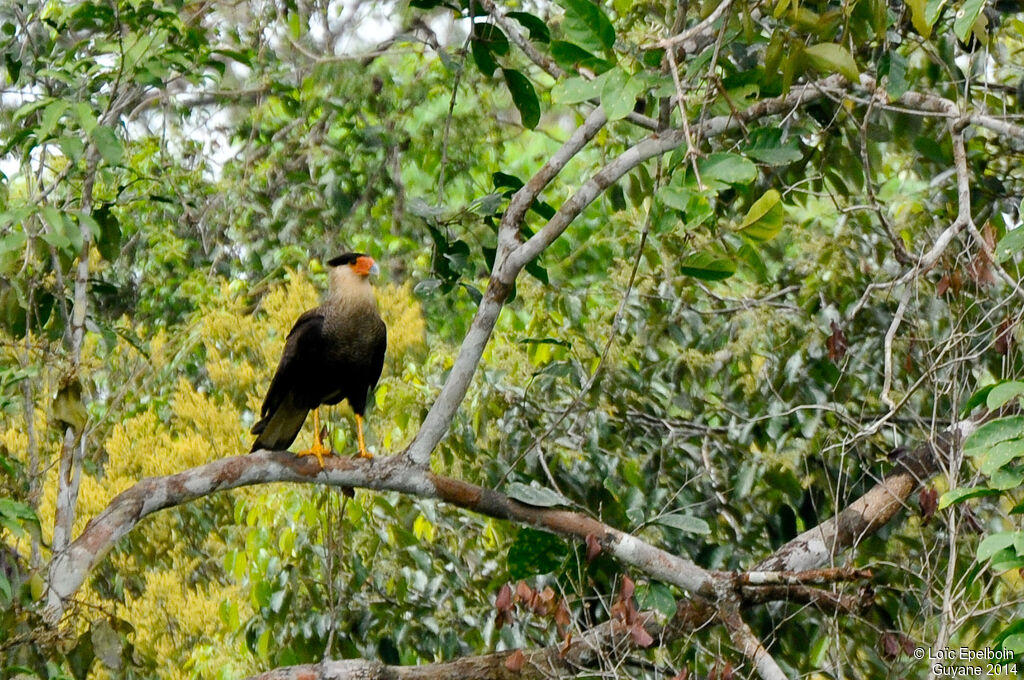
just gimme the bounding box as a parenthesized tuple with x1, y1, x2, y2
(7, 269, 432, 678)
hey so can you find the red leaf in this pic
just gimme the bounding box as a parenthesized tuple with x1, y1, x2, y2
(495, 583, 513, 612)
(899, 634, 916, 656)
(826, 320, 848, 362)
(554, 598, 571, 627)
(720, 661, 734, 680)
(559, 632, 573, 657)
(585, 532, 602, 561)
(880, 632, 902, 659)
(670, 670, 689, 680)
(515, 581, 534, 606)
(534, 586, 556, 615)
(504, 649, 525, 672)
(967, 224, 997, 286)
(996, 317, 1015, 356)
(919, 488, 938, 524)
(619, 575, 635, 602)
(936, 273, 951, 297)
(629, 622, 654, 648)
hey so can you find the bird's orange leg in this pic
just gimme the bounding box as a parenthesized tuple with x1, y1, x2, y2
(297, 408, 331, 468)
(355, 414, 373, 459)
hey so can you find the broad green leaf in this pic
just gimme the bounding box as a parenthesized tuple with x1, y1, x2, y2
(938, 486, 1000, 509)
(91, 126, 123, 164)
(559, 0, 615, 52)
(744, 128, 802, 165)
(1004, 634, 1024, 654)
(551, 75, 603, 103)
(656, 514, 711, 535)
(40, 206, 75, 251)
(980, 439, 1024, 476)
(680, 253, 736, 281)
(739, 189, 784, 241)
(965, 416, 1024, 453)
(506, 482, 571, 507)
(995, 227, 1024, 263)
(953, 0, 986, 42)
(905, 0, 933, 37)
(657, 185, 690, 212)
(989, 467, 1024, 491)
(507, 11, 550, 43)
(803, 42, 859, 81)
(635, 582, 677, 617)
(987, 381, 1024, 410)
(507, 528, 568, 578)
(502, 69, 540, 129)
(550, 40, 613, 73)
(882, 51, 908, 99)
(39, 100, 68, 138)
(978, 530, 1020, 561)
(698, 153, 757, 188)
(601, 68, 644, 120)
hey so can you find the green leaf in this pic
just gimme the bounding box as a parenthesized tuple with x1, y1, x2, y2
(905, 0, 933, 37)
(743, 128, 802, 165)
(559, 0, 615, 52)
(506, 482, 571, 507)
(995, 227, 1024, 263)
(881, 51, 908, 99)
(698, 153, 757, 188)
(657, 185, 690, 212)
(988, 381, 1024, 410)
(680, 253, 736, 281)
(635, 582, 677, 618)
(803, 42, 859, 81)
(601, 68, 644, 120)
(39, 100, 68, 139)
(739, 189, 784, 241)
(938, 486, 1000, 509)
(550, 41, 612, 73)
(507, 528, 568, 579)
(954, 0, 986, 42)
(551, 75, 603, 104)
(980, 438, 1024, 476)
(90, 125, 123, 164)
(656, 514, 711, 535)
(502, 69, 540, 129)
(91, 205, 122, 262)
(965, 416, 1024, 453)
(978, 531, 1020, 561)
(507, 11, 550, 43)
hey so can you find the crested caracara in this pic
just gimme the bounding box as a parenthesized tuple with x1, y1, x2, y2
(251, 253, 387, 464)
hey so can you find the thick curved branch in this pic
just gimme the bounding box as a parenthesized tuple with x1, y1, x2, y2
(44, 451, 715, 621)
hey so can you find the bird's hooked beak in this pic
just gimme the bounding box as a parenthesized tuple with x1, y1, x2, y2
(352, 256, 379, 277)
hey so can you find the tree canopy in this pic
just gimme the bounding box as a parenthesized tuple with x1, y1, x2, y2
(2, 0, 1024, 679)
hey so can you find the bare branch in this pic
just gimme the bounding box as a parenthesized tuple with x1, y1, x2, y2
(44, 451, 715, 621)
(720, 605, 788, 680)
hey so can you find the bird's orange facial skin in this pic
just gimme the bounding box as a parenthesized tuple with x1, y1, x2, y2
(352, 256, 376, 277)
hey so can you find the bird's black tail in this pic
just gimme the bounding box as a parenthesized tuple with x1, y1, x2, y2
(250, 401, 308, 452)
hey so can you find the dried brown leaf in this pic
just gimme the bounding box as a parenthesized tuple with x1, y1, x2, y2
(504, 649, 525, 672)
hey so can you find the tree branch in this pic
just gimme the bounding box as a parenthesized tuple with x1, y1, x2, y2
(44, 451, 715, 621)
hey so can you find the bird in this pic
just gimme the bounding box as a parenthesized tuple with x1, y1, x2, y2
(250, 253, 387, 465)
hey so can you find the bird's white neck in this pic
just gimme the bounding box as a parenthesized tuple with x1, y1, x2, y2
(326, 266, 376, 315)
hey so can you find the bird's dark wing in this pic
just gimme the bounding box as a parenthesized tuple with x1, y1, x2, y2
(368, 321, 387, 392)
(257, 309, 325, 421)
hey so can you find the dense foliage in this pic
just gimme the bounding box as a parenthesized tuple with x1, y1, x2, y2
(2, 0, 1024, 678)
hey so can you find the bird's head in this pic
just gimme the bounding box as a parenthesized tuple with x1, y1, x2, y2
(328, 253, 379, 278)
(326, 253, 380, 307)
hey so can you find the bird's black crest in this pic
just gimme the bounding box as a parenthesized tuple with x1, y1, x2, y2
(327, 252, 367, 267)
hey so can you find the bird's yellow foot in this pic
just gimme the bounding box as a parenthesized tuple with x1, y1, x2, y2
(355, 414, 373, 459)
(297, 408, 332, 468)
(297, 439, 331, 468)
